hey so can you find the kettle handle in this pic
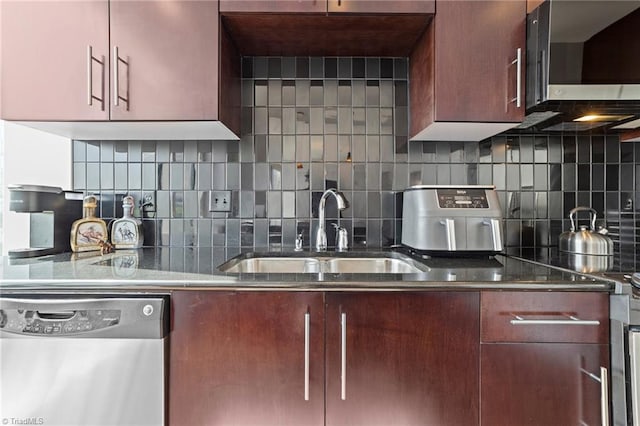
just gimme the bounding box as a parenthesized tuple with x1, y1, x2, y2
(568, 207, 597, 232)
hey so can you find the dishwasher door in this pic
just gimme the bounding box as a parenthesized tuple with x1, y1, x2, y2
(0, 295, 168, 426)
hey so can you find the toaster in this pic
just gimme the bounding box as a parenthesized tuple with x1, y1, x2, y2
(401, 185, 503, 255)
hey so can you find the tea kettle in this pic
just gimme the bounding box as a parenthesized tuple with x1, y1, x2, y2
(559, 207, 613, 256)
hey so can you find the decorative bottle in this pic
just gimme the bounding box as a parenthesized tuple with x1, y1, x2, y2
(70, 195, 108, 252)
(111, 195, 144, 249)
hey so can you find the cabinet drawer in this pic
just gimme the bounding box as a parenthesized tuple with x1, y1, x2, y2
(481, 292, 609, 343)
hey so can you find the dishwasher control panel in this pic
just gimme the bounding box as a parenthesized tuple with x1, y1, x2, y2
(0, 308, 121, 335)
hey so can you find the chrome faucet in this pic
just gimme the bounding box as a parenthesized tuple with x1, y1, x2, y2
(315, 189, 348, 251)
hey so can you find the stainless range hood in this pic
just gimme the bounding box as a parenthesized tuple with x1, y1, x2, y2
(523, 0, 640, 132)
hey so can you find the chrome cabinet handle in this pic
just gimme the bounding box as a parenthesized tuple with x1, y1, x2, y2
(341, 312, 347, 401)
(113, 46, 119, 106)
(509, 48, 522, 108)
(510, 314, 600, 326)
(580, 366, 610, 426)
(87, 46, 104, 108)
(483, 218, 502, 252)
(440, 219, 456, 251)
(601, 366, 609, 426)
(87, 45, 93, 106)
(304, 311, 310, 401)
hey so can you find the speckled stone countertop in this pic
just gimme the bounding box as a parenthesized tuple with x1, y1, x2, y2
(0, 247, 614, 292)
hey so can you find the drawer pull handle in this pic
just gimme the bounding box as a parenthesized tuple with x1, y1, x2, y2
(510, 314, 600, 326)
(304, 311, 310, 401)
(341, 312, 347, 401)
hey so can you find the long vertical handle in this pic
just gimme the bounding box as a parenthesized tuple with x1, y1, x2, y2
(113, 46, 119, 107)
(600, 366, 609, 426)
(304, 311, 310, 401)
(341, 312, 347, 401)
(440, 219, 456, 251)
(509, 48, 522, 108)
(87, 45, 93, 106)
(483, 218, 503, 251)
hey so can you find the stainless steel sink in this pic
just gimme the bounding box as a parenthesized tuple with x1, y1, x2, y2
(218, 252, 428, 274)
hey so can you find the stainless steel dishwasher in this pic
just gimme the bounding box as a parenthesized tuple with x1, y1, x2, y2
(0, 295, 168, 426)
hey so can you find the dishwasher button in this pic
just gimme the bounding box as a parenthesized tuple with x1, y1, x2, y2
(142, 305, 154, 316)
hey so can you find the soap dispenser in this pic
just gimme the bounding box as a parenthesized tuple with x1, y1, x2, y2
(70, 195, 108, 252)
(111, 195, 144, 249)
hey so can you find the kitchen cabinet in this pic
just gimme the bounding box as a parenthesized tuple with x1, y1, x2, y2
(169, 291, 325, 426)
(1, 0, 239, 132)
(325, 292, 479, 426)
(480, 291, 610, 426)
(220, 0, 434, 14)
(409, 0, 526, 141)
(0, 1, 110, 121)
(219, 0, 433, 57)
(170, 290, 479, 426)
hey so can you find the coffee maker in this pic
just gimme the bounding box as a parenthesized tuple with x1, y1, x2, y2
(8, 184, 84, 258)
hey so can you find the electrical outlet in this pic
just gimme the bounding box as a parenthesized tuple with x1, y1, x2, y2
(209, 190, 232, 212)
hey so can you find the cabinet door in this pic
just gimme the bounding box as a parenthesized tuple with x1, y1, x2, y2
(327, 0, 434, 14)
(220, 0, 327, 13)
(110, 0, 219, 120)
(434, 0, 525, 122)
(170, 291, 325, 426)
(481, 343, 609, 426)
(325, 292, 479, 426)
(0, 1, 109, 120)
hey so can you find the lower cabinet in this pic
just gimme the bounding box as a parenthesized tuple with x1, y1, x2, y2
(480, 291, 610, 426)
(169, 290, 480, 426)
(481, 343, 609, 426)
(325, 292, 479, 426)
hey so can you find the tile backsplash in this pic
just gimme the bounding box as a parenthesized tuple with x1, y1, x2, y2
(73, 56, 640, 263)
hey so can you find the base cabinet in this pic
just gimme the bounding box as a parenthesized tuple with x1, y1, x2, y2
(169, 291, 325, 426)
(170, 291, 479, 426)
(481, 343, 609, 426)
(325, 292, 479, 426)
(480, 291, 611, 426)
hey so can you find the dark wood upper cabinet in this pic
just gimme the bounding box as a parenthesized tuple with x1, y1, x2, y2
(0, 1, 110, 121)
(1, 0, 240, 132)
(170, 291, 325, 426)
(325, 292, 479, 426)
(327, 0, 434, 14)
(220, 0, 327, 13)
(110, 0, 220, 121)
(220, 0, 433, 57)
(409, 0, 526, 141)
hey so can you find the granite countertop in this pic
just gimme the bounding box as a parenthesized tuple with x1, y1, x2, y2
(0, 247, 615, 292)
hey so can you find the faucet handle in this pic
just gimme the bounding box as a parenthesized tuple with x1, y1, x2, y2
(294, 233, 304, 252)
(334, 224, 349, 252)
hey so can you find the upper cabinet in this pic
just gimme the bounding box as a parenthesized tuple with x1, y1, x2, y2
(220, 0, 434, 57)
(220, 0, 434, 14)
(409, 0, 526, 141)
(1, 0, 240, 136)
(327, 0, 434, 14)
(109, 1, 220, 121)
(0, 1, 110, 121)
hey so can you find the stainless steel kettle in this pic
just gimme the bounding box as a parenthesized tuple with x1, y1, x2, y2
(559, 207, 613, 256)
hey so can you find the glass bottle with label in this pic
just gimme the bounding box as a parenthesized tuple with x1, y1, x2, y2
(111, 195, 144, 249)
(70, 195, 108, 252)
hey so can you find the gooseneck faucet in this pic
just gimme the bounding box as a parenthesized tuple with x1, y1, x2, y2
(315, 189, 348, 251)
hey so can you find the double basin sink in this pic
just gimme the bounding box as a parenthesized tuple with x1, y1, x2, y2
(218, 251, 429, 274)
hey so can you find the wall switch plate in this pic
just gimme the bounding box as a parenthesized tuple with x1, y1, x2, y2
(209, 190, 232, 212)
(141, 191, 156, 218)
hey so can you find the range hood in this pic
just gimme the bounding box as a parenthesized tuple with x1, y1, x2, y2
(523, 0, 640, 132)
